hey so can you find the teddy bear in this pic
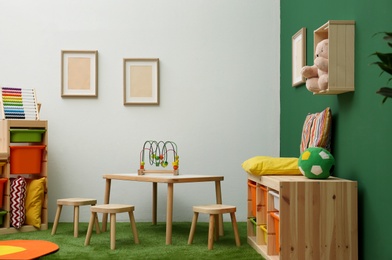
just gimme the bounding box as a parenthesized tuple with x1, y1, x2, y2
(300, 39, 329, 93)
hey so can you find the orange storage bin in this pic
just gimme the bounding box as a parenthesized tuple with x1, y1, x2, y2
(248, 181, 268, 217)
(248, 180, 256, 216)
(260, 185, 268, 208)
(0, 178, 6, 208)
(10, 145, 45, 174)
(271, 212, 280, 254)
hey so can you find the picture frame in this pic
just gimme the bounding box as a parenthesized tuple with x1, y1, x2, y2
(292, 28, 306, 87)
(61, 50, 98, 97)
(123, 58, 159, 105)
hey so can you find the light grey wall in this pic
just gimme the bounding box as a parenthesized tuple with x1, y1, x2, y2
(0, 0, 280, 222)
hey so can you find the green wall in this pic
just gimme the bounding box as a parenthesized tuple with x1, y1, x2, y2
(280, 0, 392, 259)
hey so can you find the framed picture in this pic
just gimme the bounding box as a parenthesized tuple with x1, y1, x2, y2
(61, 50, 98, 97)
(292, 28, 306, 87)
(123, 58, 159, 105)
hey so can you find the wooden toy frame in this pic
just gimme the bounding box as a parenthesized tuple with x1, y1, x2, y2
(138, 140, 179, 175)
(0, 87, 40, 120)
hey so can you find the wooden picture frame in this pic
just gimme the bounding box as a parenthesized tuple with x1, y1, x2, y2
(61, 50, 98, 97)
(292, 28, 306, 87)
(123, 58, 159, 105)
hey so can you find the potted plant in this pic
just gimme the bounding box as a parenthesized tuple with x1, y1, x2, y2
(372, 32, 392, 103)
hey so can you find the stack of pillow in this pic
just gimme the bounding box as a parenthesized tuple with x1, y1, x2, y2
(242, 107, 332, 176)
(10, 176, 46, 229)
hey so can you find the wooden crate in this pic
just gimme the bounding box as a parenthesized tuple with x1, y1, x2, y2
(247, 174, 358, 260)
(0, 120, 48, 234)
(314, 20, 355, 95)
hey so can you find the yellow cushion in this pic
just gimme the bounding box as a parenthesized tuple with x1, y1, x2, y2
(25, 177, 46, 228)
(242, 156, 301, 176)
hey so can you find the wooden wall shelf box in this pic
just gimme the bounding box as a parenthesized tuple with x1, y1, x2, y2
(0, 120, 48, 234)
(247, 174, 358, 260)
(314, 20, 355, 95)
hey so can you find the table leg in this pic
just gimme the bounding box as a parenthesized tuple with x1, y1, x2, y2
(102, 178, 111, 232)
(166, 182, 174, 245)
(152, 182, 157, 225)
(215, 180, 224, 236)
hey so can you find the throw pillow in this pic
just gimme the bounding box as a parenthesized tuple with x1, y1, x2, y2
(300, 107, 332, 154)
(242, 156, 302, 175)
(10, 176, 27, 229)
(25, 177, 46, 228)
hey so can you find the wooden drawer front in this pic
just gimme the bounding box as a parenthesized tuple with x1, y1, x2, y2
(280, 181, 358, 260)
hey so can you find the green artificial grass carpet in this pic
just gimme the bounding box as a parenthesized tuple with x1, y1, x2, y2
(1, 222, 264, 259)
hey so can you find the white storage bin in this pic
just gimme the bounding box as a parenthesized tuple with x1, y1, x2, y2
(269, 190, 280, 211)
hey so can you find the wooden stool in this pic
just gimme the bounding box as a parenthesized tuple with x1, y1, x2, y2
(188, 204, 241, 250)
(51, 198, 100, 237)
(84, 204, 139, 250)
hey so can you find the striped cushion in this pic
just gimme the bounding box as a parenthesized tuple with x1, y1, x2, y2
(300, 107, 332, 154)
(10, 176, 27, 229)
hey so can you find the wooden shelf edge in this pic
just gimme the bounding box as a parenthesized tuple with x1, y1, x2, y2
(0, 223, 48, 235)
(6, 120, 48, 128)
(248, 236, 279, 260)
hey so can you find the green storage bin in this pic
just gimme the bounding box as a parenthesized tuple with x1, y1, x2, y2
(10, 129, 46, 143)
(0, 210, 7, 225)
(250, 217, 257, 233)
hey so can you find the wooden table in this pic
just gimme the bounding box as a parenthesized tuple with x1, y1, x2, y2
(101, 173, 224, 245)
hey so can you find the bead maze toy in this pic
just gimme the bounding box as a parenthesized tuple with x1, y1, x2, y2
(138, 140, 179, 175)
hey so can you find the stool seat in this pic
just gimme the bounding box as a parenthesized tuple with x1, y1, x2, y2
(57, 198, 98, 206)
(51, 198, 99, 237)
(90, 204, 135, 213)
(188, 204, 240, 250)
(84, 204, 139, 250)
(193, 204, 237, 214)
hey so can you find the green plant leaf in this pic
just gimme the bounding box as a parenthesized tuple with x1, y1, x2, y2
(371, 32, 392, 104)
(372, 60, 392, 76)
(383, 32, 392, 41)
(376, 87, 392, 103)
(374, 52, 392, 63)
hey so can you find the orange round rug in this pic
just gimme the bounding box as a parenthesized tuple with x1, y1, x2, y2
(0, 240, 59, 259)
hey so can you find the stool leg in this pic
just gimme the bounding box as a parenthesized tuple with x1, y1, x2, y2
(188, 212, 199, 244)
(110, 213, 116, 250)
(95, 213, 101, 234)
(128, 211, 139, 244)
(74, 205, 80, 237)
(84, 212, 96, 246)
(230, 212, 241, 247)
(51, 205, 62, 235)
(214, 214, 219, 241)
(208, 214, 215, 250)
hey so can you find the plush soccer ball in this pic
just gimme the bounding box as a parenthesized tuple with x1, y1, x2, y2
(298, 147, 335, 179)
